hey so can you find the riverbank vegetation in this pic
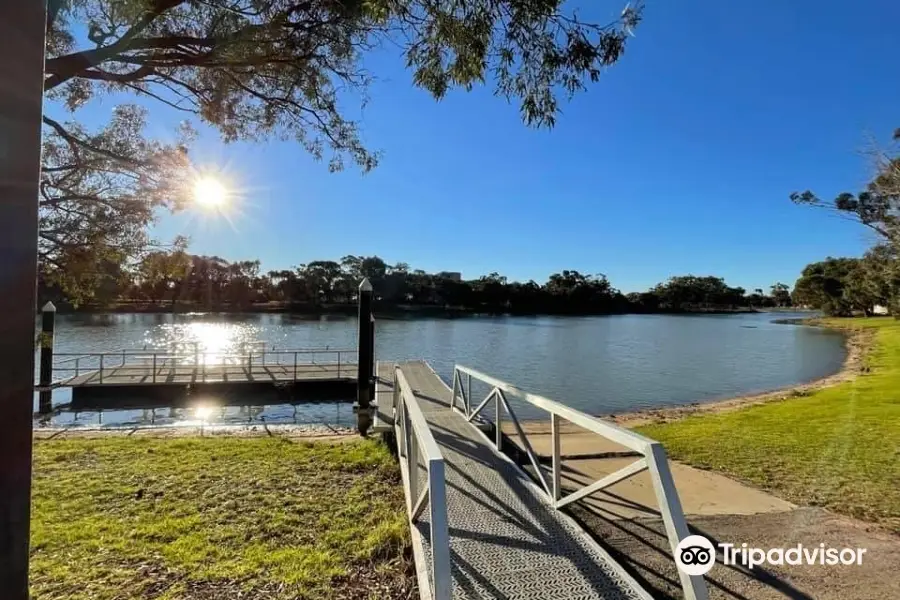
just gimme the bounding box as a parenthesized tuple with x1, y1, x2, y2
(792, 250, 899, 317)
(792, 127, 900, 316)
(638, 317, 900, 533)
(41, 252, 794, 316)
(30, 436, 413, 600)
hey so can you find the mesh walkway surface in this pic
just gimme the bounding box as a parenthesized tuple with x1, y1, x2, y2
(395, 361, 648, 600)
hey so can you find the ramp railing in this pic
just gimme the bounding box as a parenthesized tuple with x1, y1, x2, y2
(393, 366, 451, 600)
(449, 365, 709, 600)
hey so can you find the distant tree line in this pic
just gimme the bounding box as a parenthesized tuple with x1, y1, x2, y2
(39, 252, 793, 315)
(792, 127, 900, 317)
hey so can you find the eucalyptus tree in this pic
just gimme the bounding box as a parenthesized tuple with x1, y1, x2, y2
(43, 0, 643, 300)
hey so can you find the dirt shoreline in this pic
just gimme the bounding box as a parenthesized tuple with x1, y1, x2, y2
(608, 320, 874, 428)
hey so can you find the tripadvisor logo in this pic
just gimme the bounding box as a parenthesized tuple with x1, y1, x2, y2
(675, 535, 868, 575)
(675, 535, 716, 576)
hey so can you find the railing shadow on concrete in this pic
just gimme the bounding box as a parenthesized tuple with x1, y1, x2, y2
(449, 364, 710, 600)
(392, 366, 451, 600)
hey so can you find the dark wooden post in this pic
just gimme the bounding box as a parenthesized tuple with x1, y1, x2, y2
(38, 302, 56, 414)
(356, 278, 373, 435)
(0, 0, 46, 597)
(369, 314, 375, 403)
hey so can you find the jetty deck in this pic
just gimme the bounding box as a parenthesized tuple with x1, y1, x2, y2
(41, 348, 359, 405)
(382, 361, 706, 600)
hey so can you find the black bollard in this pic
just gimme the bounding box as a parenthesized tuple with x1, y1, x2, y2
(369, 314, 375, 403)
(38, 302, 56, 414)
(356, 278, 373, 435)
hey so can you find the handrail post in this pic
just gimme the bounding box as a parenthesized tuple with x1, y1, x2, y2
(337, 351, 341, 378)
(450, 369, 459, 414)
(75, 357, 80, 377)
(393, 370, 400, 417)
(466, 373, 471, 415)
(406, 407, 417, 504)
(293, 352, 298, 380)
(551, 413, 561, 503)
(495, 388, 502, 449)
(394, 378, 406, 458)
(99, 354, 104, 384)
(400, 398, 408, 458)
(152, 354, 157, 384)
(428, 459, 451, 600)
(647, 442, 709, 600)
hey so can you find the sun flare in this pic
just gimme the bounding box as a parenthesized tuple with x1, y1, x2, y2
(194, 405, 214, 420)
(193, 176, 228, 208)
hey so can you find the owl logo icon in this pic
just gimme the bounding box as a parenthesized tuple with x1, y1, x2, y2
(675, 535, 716, 576)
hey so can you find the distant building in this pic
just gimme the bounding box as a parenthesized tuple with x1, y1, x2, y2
(436, 271, 462, 282)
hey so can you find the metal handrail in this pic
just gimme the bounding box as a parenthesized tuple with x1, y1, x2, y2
(49, 340, 271, 360)
(47, 349, 355, 385)
(393, 366, 450, 600)
(449, 365, 709, 600)
(53, 347, 354, 359)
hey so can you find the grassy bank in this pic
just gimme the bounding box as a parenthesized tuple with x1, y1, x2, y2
(639, 317, 900, 533)
(30, 436, 413, 600)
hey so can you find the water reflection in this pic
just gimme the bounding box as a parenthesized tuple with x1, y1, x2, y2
(140, 320, 266, 365)
(37, 401, 355, 429)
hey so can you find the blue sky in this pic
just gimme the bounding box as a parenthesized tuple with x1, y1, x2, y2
(47, 0, 900, 293)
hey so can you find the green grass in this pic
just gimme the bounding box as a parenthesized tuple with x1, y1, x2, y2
(30, 436, 414, 600)
(638, 317, 900, 533)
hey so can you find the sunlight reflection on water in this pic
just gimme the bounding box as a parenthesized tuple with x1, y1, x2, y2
(142, 321, 264, 364)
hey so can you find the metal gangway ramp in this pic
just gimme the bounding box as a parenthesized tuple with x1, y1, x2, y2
(387, 360, 708, 600)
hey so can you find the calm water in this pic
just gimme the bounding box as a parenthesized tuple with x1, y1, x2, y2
(36, 311, 846, 428)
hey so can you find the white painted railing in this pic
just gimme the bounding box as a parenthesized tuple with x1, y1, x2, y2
(449, 365, 709, 600)
(393, 366, 451, 600)
(48, 348, 355, 386)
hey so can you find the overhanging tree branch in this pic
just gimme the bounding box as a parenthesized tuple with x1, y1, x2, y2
(42, 115, 145, 167)
(44, 0, 187, 90)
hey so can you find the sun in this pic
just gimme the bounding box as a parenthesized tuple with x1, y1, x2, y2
(193, 176, 228, 208)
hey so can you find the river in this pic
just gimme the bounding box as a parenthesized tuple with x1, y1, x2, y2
(35, 311, 845, 428)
